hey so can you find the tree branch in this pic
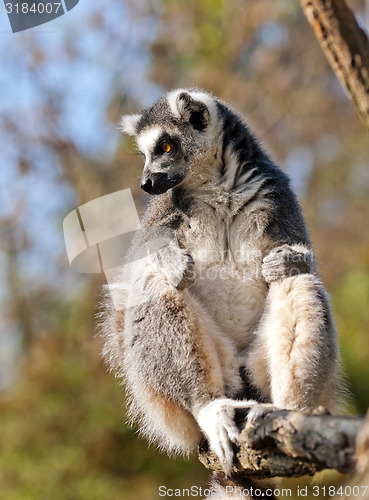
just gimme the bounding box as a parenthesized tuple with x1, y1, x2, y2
(299, 0, 369, 128)
(198, 408, 365, 478)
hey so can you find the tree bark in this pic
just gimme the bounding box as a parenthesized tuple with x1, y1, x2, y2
(198, 408, 365, 479)
(299, 0, 369, 128)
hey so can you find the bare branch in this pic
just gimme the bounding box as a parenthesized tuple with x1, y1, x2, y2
(198, 408, 365, 478)
(300, 0, 369, 128)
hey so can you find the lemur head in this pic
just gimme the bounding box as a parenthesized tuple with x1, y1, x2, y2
(120, 88, 220, 195)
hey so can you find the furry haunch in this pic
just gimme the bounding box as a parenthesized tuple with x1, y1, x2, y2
(101, 88, 343, 492)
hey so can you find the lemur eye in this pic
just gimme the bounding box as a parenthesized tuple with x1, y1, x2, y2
(162, 142, 172, 153)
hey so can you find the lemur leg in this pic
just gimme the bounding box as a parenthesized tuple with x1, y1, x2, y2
(117, 259, 255, 474)
(247, 273, 339, 411)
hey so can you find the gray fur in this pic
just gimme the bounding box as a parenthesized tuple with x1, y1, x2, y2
(101, 88, 343, 478)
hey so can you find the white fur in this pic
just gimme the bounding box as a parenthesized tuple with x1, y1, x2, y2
(191, 264, 267, 349)
(234, 167, 257, 189)
(183, 183, 271, 349)
(220, 147, 239, 191)
(236, 176, 266, 199)
(119, 114, 141, 136)
(167, 88, 184, 118)
(136, 125, 162, 156)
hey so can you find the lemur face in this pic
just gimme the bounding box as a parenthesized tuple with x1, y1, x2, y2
(120, 89, 218, 195)
(136, 126, 189, 195)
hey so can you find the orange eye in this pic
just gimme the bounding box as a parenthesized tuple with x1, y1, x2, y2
(162, 142, 171, 153)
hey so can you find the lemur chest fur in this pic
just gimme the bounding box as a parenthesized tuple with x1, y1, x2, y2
(176, 188, 271, 349)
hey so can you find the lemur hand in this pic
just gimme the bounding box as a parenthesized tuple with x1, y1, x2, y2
(262, 244, 315, 283)
(156, 244, 196, 290)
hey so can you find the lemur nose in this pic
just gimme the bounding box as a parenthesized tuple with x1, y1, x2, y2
(141, 172, 183, 195)
(141, 178, 153, 193)
(140, 172, 172, 195)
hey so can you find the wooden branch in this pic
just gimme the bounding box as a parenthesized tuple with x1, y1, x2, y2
(198, 408, 365, 479)
(299, 0, 369, 128)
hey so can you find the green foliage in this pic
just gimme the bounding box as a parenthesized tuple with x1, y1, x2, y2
(333, 270, 369, 414)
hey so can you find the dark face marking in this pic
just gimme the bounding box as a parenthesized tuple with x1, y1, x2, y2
(152, 133, 182, 162)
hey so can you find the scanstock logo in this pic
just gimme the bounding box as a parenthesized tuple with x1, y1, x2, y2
(3, 0, 80, 32)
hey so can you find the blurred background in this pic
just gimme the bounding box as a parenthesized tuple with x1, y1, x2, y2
(0, 0, 368, 498)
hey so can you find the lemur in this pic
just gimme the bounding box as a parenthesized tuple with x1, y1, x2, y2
(102, 88, 342, 493)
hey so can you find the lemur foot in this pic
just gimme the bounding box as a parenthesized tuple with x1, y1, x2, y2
(246, 403, 277, 424)
(196, 399, 257, 476)
(262, 244, 314, 283)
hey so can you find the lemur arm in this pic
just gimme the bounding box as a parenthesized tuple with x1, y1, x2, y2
(139, 197, 196, 290)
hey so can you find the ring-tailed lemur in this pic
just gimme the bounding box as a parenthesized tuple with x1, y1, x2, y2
(102, 88, 342, 485)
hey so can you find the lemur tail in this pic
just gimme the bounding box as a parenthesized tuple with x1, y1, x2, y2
(205, 472, 278, 500)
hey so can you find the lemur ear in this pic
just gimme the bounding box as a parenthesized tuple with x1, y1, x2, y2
(119, 114, 141, 136)
(176, 92, 210, 131)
